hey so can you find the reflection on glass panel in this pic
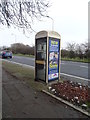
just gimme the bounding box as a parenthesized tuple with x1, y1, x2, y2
(42, 43, 46, 51)
(36, 64, 46, 81)
(37, 52, 46, 60)
(37, 44, 42, 51)
(36, 38, 46, 61)
(36, 37, 47, 81)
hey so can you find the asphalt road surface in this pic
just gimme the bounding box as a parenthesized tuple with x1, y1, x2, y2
(2, 69, 89, 118)
(4, 56, 89, 86)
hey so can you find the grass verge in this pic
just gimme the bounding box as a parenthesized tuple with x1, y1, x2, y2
(13, 53, 35, 58)
(2, 61, 47, 91)
(61, 57, 90, 63)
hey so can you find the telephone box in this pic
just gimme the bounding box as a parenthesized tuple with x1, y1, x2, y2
(35, 30, 61, 83)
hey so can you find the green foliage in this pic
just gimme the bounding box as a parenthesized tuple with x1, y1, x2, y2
(86, 102, 90, 108)
(13, 53, 35, 58)
(61, 57, 89, 63)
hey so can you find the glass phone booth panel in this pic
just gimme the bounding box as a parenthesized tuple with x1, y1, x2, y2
(35, 37, 47, 81)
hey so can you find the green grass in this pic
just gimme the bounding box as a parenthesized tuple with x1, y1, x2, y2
(86, 102, 90, 108)
(61, 57, 90, 63)
(86, 102, 90, 113)
(2, 61, 47, 91)
(13, 53, 35, 58)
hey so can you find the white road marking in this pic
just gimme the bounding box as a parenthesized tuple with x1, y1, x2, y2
(60, 73, 89, 81)
(67, 61, 88, 65)
(80, 66, 88, 69)
(61, 61, 88, 68)
(2, 59, 90, 82)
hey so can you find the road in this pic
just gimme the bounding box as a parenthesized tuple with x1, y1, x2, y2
(4, 56, 89, 86)
(2, 69, 89, 118)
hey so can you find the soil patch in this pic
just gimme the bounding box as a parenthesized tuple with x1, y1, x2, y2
(49, 81, 90, 112)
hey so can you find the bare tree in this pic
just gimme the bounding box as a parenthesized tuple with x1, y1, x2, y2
(75, 44, 84, 59)
(82, 42, 90, 59)
(67, 42, 76, 51)
(0, 0, 50, 31)
(66, 42, 76, 58)
(61, 49, 69, 58)
(11, 43, 35, 55)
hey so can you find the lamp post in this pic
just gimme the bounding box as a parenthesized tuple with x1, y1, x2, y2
(11, 33, 16, 54)
(47, 16, 54, 31)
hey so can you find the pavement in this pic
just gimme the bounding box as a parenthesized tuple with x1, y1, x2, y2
(2, 69, 89, 118)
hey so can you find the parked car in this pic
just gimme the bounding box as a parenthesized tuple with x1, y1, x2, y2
(0, 50, 12, 58)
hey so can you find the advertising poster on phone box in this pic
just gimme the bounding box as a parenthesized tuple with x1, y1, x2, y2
(48, 39, 60, 81)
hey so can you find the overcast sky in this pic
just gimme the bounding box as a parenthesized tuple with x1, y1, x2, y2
(0, 0, 89, 48)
